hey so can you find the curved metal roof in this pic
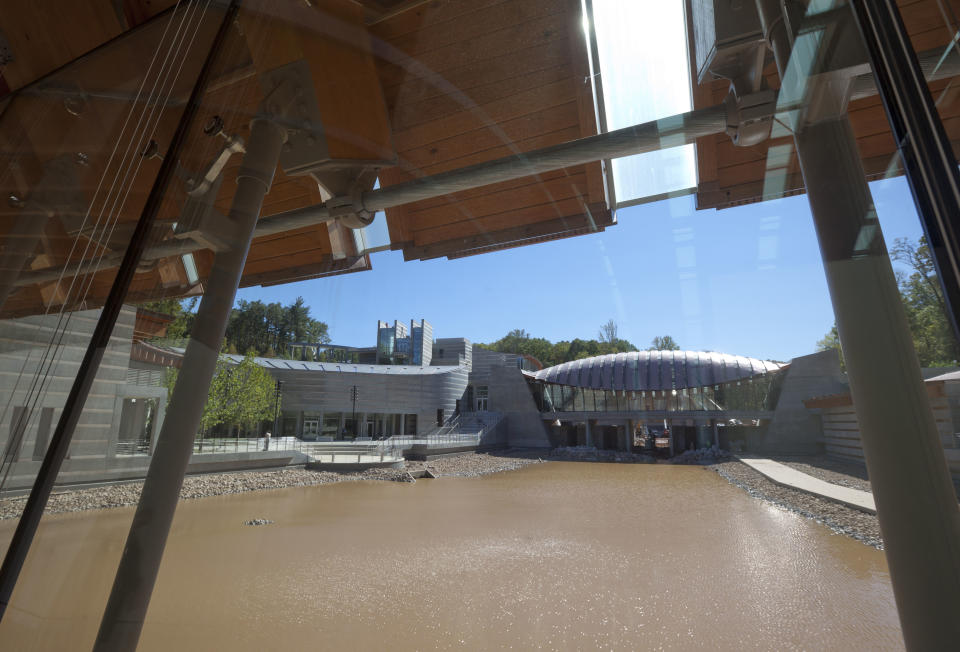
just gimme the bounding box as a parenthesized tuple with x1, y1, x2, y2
(210, 352, 466, 376)
(532, 351, 784, 391)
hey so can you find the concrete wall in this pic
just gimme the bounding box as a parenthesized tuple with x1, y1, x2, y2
(470, 348, 519, 386)
(1, 306, 140, 488)
(487, 365, 551, 448)
(759, 349, 847, 454)
(276, 364, 469, 437)
(432, 337, 472, 368)
(820, 392, 960, 477)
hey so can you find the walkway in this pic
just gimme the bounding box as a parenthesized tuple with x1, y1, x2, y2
(736, 456, 877, 514)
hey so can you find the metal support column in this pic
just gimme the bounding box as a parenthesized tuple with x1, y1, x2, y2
(0, 1, 240, 622)
(797, 115, 960, 650)
(712, 420, 719, 448)
(850, 0, 960, 344)
(93, 118, 286, 651)
(584, 420, 593, 448)
(755, 2, 960, 647)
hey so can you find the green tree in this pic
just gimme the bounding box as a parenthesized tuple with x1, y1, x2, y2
(891, 236, 958, 367)
(816, 324, 841, 355)
(163, 356, 231, 434)
(223, 298, 330, 359)
(164, 351, 274, 437)
(816, 323, 844, 369)
(816, 236, 960, 367)
(221, 352, 276, 434)
(483, 328, 637, 366)
(139, 296, 197, 342)
(648, 335, 680, 351)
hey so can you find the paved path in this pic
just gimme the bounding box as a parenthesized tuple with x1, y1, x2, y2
(736, 456, 877, 514)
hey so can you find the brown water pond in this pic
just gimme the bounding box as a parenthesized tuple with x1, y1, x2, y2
(0, 462, 902, 650)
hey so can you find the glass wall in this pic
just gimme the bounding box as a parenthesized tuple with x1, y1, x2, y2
(2, 0, 959, 649)
(531, 370, 784, 414)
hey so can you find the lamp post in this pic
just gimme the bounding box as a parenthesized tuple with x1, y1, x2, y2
(272, 380, 283, 449)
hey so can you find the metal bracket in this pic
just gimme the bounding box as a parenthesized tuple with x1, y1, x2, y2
(260, 59, 330, 176)
(172, 174, 244, 251)
(724, 88, 776, 147)
(259, 60, 380, 231)
(185, 131, 245, 197)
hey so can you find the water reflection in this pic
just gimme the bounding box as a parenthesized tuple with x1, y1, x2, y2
(0, 463, 901, 650)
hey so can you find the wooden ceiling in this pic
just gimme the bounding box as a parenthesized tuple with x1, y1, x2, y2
(0, 0, 611, 317)
(371, 0, 611, 261)
(689, 0, 960, 211)
(4, 0, 951, 318)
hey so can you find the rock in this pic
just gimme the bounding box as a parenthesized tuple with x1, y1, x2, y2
(547, 446, 656, 464)
(243, 518, 274, 526)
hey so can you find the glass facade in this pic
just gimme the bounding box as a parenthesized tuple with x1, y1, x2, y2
(532, 369, 784, 415)
(3, 0, 960, 648)
(377, 319, 432, 365)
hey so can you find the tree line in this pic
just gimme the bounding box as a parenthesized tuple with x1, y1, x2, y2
(479, 320, 679, 367)
(143, 296, 331, 359)
(818, 235, 960, 367)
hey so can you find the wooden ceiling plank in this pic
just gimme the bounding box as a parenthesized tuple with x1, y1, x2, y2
(376, 10, 570, 89)
(408, 170, 588, 231)
(390, 79, 576, 152)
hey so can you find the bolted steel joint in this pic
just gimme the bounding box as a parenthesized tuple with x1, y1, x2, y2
(326, 192, 373, 229)
(724, 87, 776, 147)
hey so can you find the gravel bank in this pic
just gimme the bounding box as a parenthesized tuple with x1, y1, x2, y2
(707, 459, 883, 548)
(546, 446, 656, 463)
(774, 454, 960, 499)
(407, 449, 545, 477)
(0, 450, 544, 521)
(773, 455, 872, 492)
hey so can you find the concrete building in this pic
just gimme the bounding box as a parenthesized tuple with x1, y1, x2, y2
(3, 306, 957, 491)
(0, 306, 169, 488)
(228, 322, 547, 447)
(376, 319, 433, 366)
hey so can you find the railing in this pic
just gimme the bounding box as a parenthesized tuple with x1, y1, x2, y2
(136, 413, 506, 463)
(386, 411, 505, 450)
(114, 440, 151, 456)
(189, 434, 403, 463)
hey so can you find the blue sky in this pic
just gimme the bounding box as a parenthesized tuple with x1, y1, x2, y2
(235, 175, 924, 362)
(235, 1, 927, 362)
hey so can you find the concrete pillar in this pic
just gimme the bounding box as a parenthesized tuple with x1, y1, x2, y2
(625, 419, 634, 452)
(296, 411, 304, 438)
(94, 119, 286, 651)
(795, 116, 960, 644)
(400, 414, 406, 437)
(754, 1, 960, 644)
(668, 420, 675, 457)
(585, 420, 593, 448)
(712, 420, 719, 449)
